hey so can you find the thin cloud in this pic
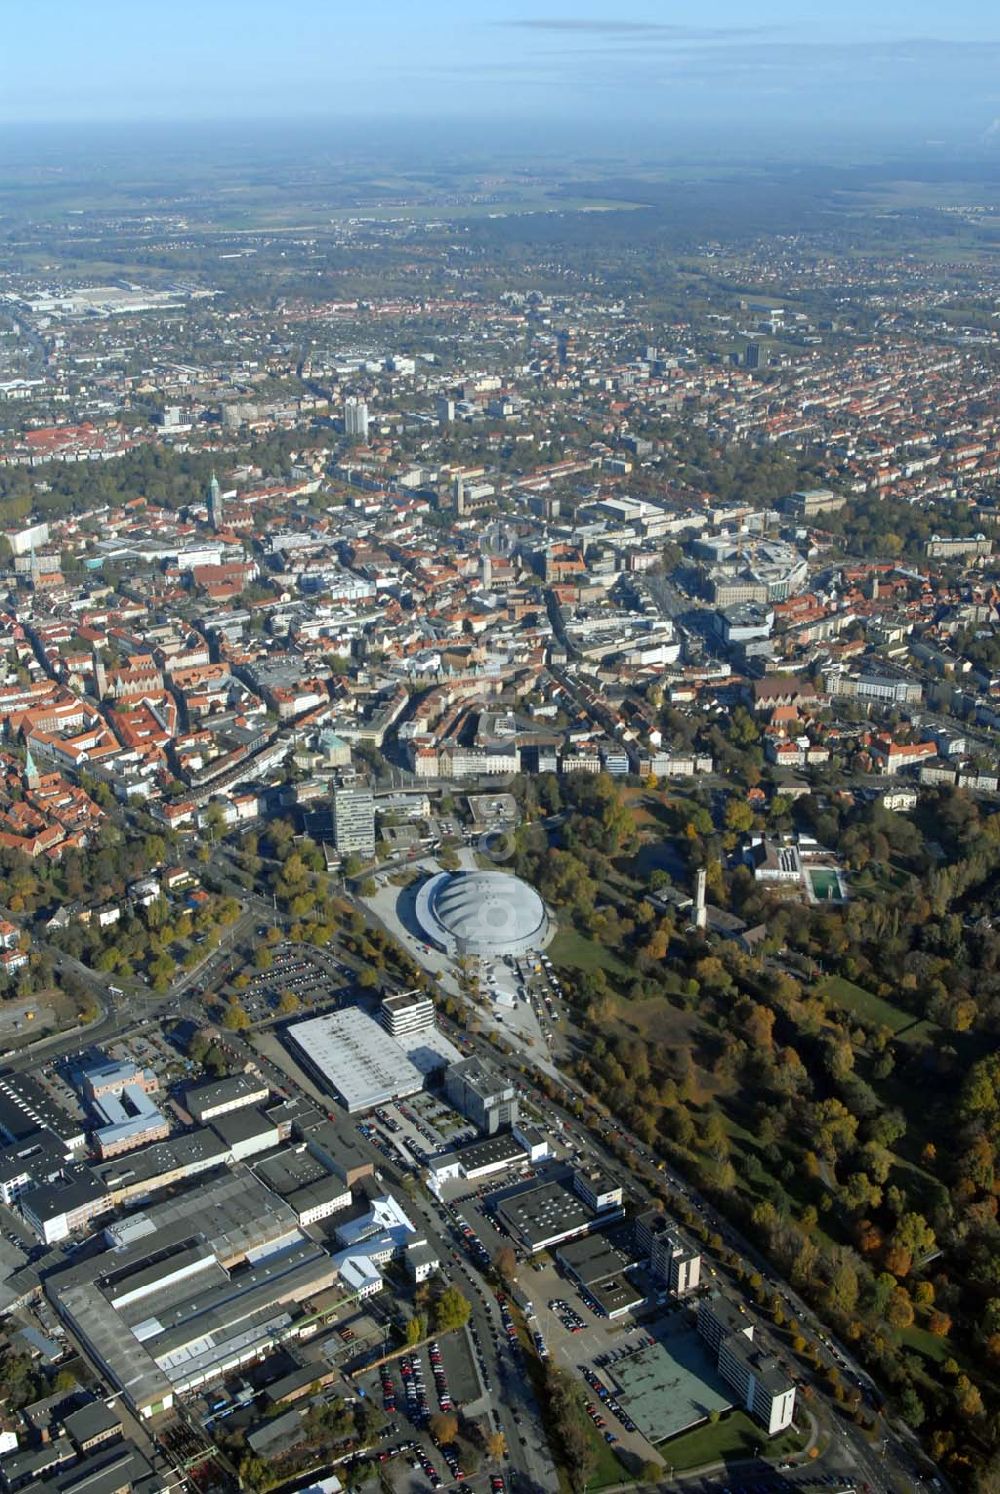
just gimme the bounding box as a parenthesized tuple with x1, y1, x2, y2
(497, 19, 776, 38)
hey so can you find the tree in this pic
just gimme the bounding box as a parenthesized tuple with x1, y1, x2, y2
(485, 1430, 506, 1463)
(405, 1314, 426, 1347)
(433, 1286, 471, 1334)
(955, 1374, 984, 1419)
(223, 999, 250, 1031)
(494, 1245, 517, 1286)
(429, 1412, 459, 1445)
(544, 1365, 596, 1494)
(724, 797, 755, 836)
(886, 1289, 914, 1330)
(239, 1455, 275, 1492)
(898, 1387, 925, 1429)
(827, 1260, 860, 1316)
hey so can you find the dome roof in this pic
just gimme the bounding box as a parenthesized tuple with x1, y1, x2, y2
(414, 869, 551, 957)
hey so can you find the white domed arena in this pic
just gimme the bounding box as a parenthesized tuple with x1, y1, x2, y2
(414, 869, 552, 958)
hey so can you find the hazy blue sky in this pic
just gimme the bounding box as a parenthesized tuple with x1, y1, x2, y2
(2, 0, 1000, 145)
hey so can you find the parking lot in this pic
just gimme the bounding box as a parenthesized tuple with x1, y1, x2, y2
(509, 1255, 671, 1466)
(236, 942, 343, 1022)
(352, 1322, 495, 1493)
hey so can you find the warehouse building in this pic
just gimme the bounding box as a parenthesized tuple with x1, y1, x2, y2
(493, 1170, 625, 1254)
(555, 1233, 645, 1319)
(610, 1321, 733, 1444)
(48, 1168, 337, 1419)
(300, 1119, 375, 1187)
(428, 1130, 528, 1186)
(251, 1146, 352, 1226)
(209, 1107, 280, 1162)
(93, 1128, 230, 1206)
(186, 1072, 270, 1124)
(0, 1130, 70, 1207)
(0, 1074, 85, 1151)
(287, 1008, 460, 1113)
(21, 1164, 111, 1245)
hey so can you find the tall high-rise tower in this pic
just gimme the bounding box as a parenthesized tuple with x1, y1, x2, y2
(436, 394, 455, 427)
(453, 474, 466, 515)
(344, 396, 369, 441)
(694, 868, 707, 930)
(207, 470, 223, 532)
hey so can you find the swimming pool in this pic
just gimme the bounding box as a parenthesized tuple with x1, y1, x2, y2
(807, 867, 846, 902)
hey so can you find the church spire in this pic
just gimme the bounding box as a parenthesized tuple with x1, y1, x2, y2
(24, 746, 40, 791)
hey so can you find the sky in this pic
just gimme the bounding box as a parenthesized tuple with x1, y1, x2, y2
(2, 0, 1000, 148)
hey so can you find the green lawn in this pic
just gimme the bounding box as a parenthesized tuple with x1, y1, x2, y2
(584, 1426, 634, 1491)
(815, 974, 923, 1037)
(899, 1324, 959, 1366)
(660, 1410, 805, 1473)
(548, 927, 631, 978)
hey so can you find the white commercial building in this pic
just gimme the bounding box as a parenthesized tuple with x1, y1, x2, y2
(380, 990, 435, 1039)
(287, 1008, 460, 1114)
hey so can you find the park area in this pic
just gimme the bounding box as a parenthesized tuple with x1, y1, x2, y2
(816, 973, 935, 1042)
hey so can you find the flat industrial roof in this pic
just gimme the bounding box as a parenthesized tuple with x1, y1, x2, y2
(450, 1132, 527, 1175)
(288, 1008, 460, 1113)
(253, 1145, 329, 1195)
(210, 1107, 276, 1147)
(101, 1165, 299, 1262)
(588, 1272, 645, 1318)
(186, 1072, 269, 1117)
(93, 1128, 229, 1191)
(57, 1280, 173, 1413)
(556, 1232, 633, 1286)
(494, 1178, 597, 1252)
(612, 1325, 733, 1444)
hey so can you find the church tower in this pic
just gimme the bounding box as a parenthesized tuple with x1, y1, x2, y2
(92, 647, 107, 701)
(24, 747, 40, 792)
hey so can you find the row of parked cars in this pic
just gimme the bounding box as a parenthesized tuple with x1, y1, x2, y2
(581, 1366, 638, 1435)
